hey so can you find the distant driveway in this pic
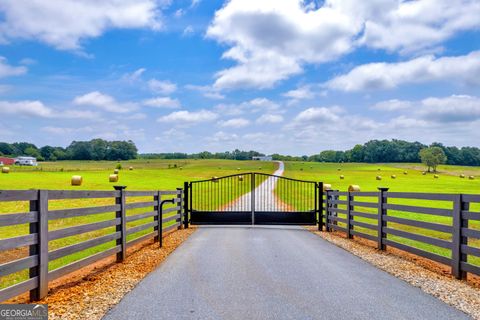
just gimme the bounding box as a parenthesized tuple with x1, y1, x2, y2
(104, 226, 468, 320)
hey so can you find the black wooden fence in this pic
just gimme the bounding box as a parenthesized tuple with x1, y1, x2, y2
(321, 188, 480, 279)
(0, 188, 186, 302)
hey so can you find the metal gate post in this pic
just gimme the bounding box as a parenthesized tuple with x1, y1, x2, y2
(251, 173, 255, 225)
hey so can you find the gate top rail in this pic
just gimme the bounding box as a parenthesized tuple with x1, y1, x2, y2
(190, 172, 317, 184)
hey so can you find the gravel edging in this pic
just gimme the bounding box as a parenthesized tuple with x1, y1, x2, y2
(7, 227, 196, 320)
(307, 227, 480, 319)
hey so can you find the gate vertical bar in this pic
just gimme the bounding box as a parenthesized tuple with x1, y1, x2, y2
(377, 187, 389, 250)
(251, 173, 255, 225)
(318, 182, 323, 231)
(452, 194, 467, 279)
(325, 190, 330, 232)
(29, 190, 48, 301)
(114, 186, 127, 261)
(346, 192, 352, 239)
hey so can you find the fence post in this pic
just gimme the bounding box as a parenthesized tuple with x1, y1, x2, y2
(452, 194, 467, 279)
(177, 188, 183, 230)
(183, 182, 189, 229)
(346, 192, 352, 239)
(325, 190, 330, 232)
(251, 173, 255, 225)
(377, 187, 389, 250)
(318, 182, 323, 231)
(154, 191, 162, 242)
(114, 186, 127, 262)
(29, 190, 49, 301)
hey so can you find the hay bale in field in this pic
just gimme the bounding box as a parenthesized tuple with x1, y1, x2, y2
(109, 174, 119, 182)
(460, 174, 465, 178)
(391, 175, 396, 179)
(2, 167, 10, 173)
(179, 167, 183, 170)
(378, 168, 381, 171)
(114, 169, 119, 174)
(212, 176, 219, 182)
(348, 185, 360, 192)
(469, 176, 475, 180)
(237, 167, 241, 171)
(403, 171, 408, 175)
(422, 172, 427, 175)
(129, 166, 133, 170)
(339, 175, 345, 180)
(323, 184, 332, 191)
(238, 175, 244, 182)
(71, 175, 82, 186)
(376, 176, 382, 180)
(434, 174, 439, 179)
(258, 167, 262, 170)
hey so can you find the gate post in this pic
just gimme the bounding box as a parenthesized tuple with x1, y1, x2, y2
(183, 182, 189, 229)
(346, 192, 352, 239)
(325, 190, 330, 232)
(177, 188, 183, 230)
(251, 173, 255, 225)
(114, 186, 127, 262)
(318, 182, 324, 231)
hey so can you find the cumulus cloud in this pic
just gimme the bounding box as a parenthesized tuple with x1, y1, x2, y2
(218, 118, 250, 128)
(184, 84, 225, 100)
(371, 99, 414, 111)
(73, 91, 136, 113)
(256, 114, 283, 124)
(122, 68, 146, 82)
(325, 51, 480, 92)
(0, 0, 165, 50)
(157, 109, 218, 123)
(0, 57, 27, 78)
(143, 97, 181, 108)
(283, 86, 315, 100)
(148, 79, 177, 95)
(0, 100, 98, 119)
(207, 0, 480, 89)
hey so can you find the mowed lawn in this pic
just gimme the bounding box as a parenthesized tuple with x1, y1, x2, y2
(277, 161, 480, 267)
(0, 159, 276, 290)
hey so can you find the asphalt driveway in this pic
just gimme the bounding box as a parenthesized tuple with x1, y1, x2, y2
(104, 226, 469, 320)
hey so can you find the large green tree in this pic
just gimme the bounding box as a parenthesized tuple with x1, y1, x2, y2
(419, 147, 447, 172)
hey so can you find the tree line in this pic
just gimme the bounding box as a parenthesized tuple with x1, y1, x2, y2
(0, 139, 138, 161)
(140, 149, 264, 161)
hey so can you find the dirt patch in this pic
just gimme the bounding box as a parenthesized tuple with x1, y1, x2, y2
(5, 227, 196, 320)
(307, 227, 480, 319)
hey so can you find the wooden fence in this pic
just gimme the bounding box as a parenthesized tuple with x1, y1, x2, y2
(321, 188, 480, 279)
(0, 188, 186, 302)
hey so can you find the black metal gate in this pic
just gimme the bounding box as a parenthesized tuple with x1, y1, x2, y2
(186, 173, 319, 225)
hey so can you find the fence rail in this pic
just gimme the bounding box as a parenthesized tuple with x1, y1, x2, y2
(322, 188, 480, 279)
(0, 187, 186, 302)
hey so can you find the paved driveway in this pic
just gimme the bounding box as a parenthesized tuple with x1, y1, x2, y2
(104, 226, 469, 320)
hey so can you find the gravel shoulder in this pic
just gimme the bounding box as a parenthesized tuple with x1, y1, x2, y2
(307, 227, 480, 319)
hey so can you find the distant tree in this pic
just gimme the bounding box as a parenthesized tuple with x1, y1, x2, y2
(419, 147, 447, 172)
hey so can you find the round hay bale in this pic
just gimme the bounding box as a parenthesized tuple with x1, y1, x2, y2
(129, 166, 133, 171)
(212, 176, 219, 182)
(376, 176, 382, 181)
(378, 168, 381, 171)
(348, 185, 360, 192)
(469, 176, 475, 180)
(258, 167, 262, 170)
(2, 167, 10, 174)
(339, 175, 345, 180)
(434, 174, 439, 179)
(179, 167, 183, 170)
(113, 169, 119, 174)
(460, 174, 465, 178)
(310, 166, 313, 169)
(71, 175, 82, 186)
(391, 175, 396, 179)
(238, 175, 244, 182)
(237, 167, 241, 171)
(403, 171, 408, 175)
(422, 172, 427, 175)
(109, 174, 119, 183)
(323, 184, 332, 191)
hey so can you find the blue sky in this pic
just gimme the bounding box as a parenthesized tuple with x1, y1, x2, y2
(0, 0, 479, 155)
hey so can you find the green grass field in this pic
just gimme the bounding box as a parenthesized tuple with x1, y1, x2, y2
(1, 159, 479, 290)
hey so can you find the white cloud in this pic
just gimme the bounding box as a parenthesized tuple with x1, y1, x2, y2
(218, 118, 250, 128)
(143, 97, 181, 108)
(73, 91, 136, 113)
(0, 0, 165, 50)
(182, 25, 194, 36)
(122, 68, 146, 82)
(0, 100, 98, 119)
(157, 109, 218, 123)
(283, 86, 314, 100)
(184, 84, 225, 99)
(0, 57, 27, 78)
(293, 106, 344, 124)
(256, 114, 283, 124)
(207, 0, 480, 89)
(208, 131, 239, 143)
(371, 99, 413, 111)
(148, 79, 177, 95)
(326, 51, 480, 92)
